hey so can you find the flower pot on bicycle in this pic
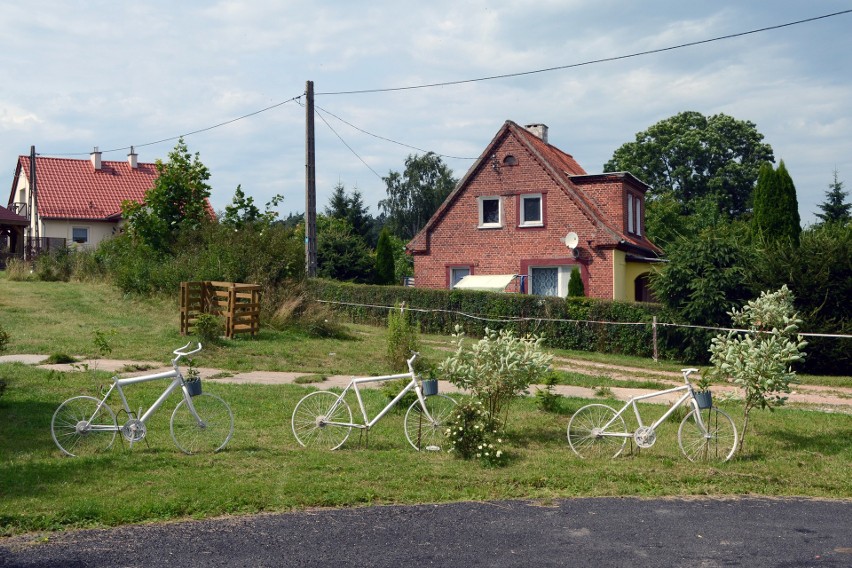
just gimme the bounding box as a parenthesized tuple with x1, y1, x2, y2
(421, 379, 439, 396)
(185, 378, 202, 397)
(694, 390, 712, 409)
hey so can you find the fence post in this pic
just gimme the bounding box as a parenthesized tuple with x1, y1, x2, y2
(652, 316, 658, 363)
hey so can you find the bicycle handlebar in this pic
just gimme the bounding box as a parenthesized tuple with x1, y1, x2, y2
(406, 352, 419, 372)
(681, 368, 700, 385)
(172, 342, 203, 363)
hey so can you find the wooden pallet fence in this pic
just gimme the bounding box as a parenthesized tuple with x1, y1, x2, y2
(180, 281, 261, 339)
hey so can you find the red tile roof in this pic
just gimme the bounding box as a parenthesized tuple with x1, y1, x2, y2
(15, 156, 159, 220)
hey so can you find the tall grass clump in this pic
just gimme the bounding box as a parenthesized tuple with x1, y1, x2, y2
(3, 258, 31, 281)
(386, 303, 420, 372)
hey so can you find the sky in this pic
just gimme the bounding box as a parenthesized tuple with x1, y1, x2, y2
(2, 1, 851, 226)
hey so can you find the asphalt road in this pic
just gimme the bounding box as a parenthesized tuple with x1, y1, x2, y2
(2, 497, 851, 567)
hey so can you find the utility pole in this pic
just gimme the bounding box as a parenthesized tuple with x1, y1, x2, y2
(29, 145, 38, 258)
(305, 80, 317, 277)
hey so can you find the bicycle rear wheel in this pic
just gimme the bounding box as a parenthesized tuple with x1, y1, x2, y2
(291, 391, 353, 450)
(567, 403, 627, 459)
(51, 396, 117, 457)
(678, 407, 737, 463)
(170, 393, 234, 454)
(404, 394, 457, 451)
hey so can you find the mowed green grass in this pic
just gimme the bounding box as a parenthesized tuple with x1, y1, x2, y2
(1, 277, 851, 536)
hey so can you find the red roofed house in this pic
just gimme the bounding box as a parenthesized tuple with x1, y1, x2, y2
(407, 121, 662, 302)
(7, 148, 159, 258)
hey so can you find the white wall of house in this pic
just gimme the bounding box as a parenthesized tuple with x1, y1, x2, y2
(42, 220, 119, 249)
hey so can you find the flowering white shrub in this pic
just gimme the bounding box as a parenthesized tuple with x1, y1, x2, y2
(444, 400, 506, 466)
(438, 326, 552, 428)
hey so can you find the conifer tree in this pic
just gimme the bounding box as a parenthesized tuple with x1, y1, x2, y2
(567, 266, 585, 297)
(374, 228, 396, 285)
(752, 160, 801, 245)
(816, 170, 851, 224)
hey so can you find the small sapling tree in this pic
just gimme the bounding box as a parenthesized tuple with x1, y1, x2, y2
(709, 285, 807, 451)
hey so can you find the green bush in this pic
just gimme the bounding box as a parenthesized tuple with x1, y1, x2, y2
(194, 313, 223, 344)
(307, 279, 670, 360)
(444, 400, 507, 466)
(34, 248, 74, 281)
(0, 324, 9, 352)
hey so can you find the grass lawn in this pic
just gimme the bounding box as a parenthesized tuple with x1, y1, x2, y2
(1, 278, 851, 536)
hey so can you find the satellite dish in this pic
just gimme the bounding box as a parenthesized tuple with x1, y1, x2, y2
(564, 232, 579, 249)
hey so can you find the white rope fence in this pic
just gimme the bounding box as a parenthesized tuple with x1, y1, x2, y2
(317, 299, 851, 361)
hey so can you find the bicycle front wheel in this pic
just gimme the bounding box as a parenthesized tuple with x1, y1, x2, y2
(567, 403, 627, 459)
(51, 396, 117, 457)
(678, 407, 737, 463)
(291, 391, 352, 450)
(170, 393, 234, 454)
(404, 394, 457, 451)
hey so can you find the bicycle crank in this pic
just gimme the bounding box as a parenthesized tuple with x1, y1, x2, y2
(633, 426, 657, 448)
(121, 419, 147, 444)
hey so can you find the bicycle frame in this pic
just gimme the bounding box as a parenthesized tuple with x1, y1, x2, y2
(84, 343, 203, 433)
(598, 373, 708, 438)
(324, 358, 434, 430)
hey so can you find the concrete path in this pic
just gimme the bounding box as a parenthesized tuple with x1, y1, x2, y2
(1, 354, 850, 409)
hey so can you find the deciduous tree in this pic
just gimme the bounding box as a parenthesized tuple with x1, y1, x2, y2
(122, 138, 212, 252)
(379, 152, 456, 240)
(605, 111, 774, 220)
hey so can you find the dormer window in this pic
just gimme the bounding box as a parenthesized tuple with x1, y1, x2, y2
(627, 193, 642, 236)
(478, 196, 502, 228)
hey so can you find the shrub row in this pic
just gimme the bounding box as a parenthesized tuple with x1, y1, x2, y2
(305, 279, 694, 360)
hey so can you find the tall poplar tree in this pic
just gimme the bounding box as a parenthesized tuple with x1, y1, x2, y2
(752, 160, 801, 245)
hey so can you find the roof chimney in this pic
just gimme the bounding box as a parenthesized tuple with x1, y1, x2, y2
(90, 146, 102, 170)
(128, 146, 138, 169)
(524, 123, 549, 144)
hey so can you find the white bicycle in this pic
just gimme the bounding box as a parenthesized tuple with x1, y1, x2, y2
(291, 353, 457, 451)
(567, 368, 738, 462)
(50, 342, 234, 456)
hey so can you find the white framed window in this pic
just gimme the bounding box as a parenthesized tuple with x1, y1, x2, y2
(519, 194, 543, 227)
(634, 198, 642, 236)
(627, 194, 635, 234)
(71, 227, 89, 244)
(478, 196, 502, 228)
(450, 267, 471, 288)
(627, 193, 642, 236)
(529, 265, 572, 298)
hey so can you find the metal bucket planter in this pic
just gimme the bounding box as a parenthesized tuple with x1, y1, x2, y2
(694, 390, 712, 409)
(185, 379, 203, 397)
(421, 379, 439, 397)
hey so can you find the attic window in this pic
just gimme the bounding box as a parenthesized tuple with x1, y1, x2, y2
(478, 196, 503, 228)
(502, 155, 518, 166)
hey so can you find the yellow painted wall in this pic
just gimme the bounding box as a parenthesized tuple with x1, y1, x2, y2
(613, 249, 656, 302)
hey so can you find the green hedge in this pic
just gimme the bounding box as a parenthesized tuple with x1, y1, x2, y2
(305, 279, 682, 360)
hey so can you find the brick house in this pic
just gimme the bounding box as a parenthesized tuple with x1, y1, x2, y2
(406, 121, 662, 301)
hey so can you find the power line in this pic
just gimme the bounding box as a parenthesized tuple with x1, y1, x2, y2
(312, 105, 384, 181)
(315, 104, 478, 160)
(40, 9, 852, 158)
(45, 95, 302, 156)
(316, 9, 852, 96)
